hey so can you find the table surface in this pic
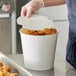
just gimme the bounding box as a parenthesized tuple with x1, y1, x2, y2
(8, 52, 76, 76)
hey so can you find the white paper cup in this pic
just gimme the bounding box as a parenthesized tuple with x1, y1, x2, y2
(19, 28, 59, 71)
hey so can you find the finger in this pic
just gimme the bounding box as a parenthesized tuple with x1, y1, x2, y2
(26, 6, 33, 18)
(21, 7, 27, 16)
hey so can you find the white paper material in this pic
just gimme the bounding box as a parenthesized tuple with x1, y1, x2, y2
(20, 29, 59, 70)
(17, 15, 55, 30)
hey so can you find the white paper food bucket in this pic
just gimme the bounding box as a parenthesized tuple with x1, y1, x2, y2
(19, 28, 59, 71)
(17, 15, 59, 70)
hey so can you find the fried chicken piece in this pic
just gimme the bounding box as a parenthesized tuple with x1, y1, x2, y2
(2, 66, 11, 72)
(2, 70, 10, 76)
(20, 28, 31, 35)
(38, 30, 45, 35)
(0, 71, 3, 76)
(44, 28, 57, 35)
(0, 61, 3, 67)
(0, 67, 3, 71)
(0, 61, 18, 76)
(31, 30, 39, 35)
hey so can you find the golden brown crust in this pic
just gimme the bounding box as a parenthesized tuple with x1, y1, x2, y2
(2, 66, 11, 72)
(0, 61, 18, 76)
(0, 61, 3, 67)
(20, 28, 57, 35)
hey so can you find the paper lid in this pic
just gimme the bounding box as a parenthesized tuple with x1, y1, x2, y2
(17, 15, 55, 30)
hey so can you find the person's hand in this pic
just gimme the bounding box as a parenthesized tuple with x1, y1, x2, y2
(21, 0, 44, 18)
